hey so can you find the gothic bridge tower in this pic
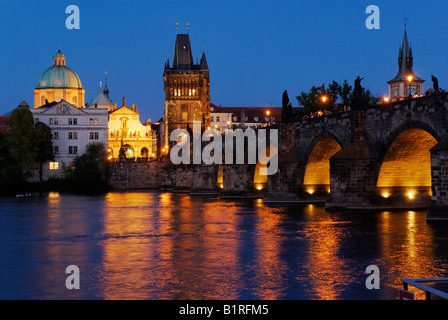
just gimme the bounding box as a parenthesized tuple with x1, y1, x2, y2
(163, 30, 210, 147)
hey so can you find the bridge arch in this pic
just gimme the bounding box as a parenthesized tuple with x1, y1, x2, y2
(376, 121, 439, 203)
(302, 133, 342, 195)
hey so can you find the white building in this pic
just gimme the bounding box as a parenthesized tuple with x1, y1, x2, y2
(210, 104, 282, 133)
(29, 99, 109, 181)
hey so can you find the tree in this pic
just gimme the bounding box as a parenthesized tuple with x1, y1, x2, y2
(295, 80, 378, 116)
(64, 142, 108, 194)
(5, 107, 36, 180)
(33, 122, 54, 183)
(339, 80, 352, 107)
(0, 132, 20, 194)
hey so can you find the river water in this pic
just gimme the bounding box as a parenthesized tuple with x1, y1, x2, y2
(1, 191, 448, 300)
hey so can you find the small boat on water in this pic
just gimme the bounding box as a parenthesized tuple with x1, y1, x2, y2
(15, 193, 32, 198)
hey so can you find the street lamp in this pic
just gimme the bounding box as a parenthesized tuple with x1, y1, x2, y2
(321, 95, 327, 103)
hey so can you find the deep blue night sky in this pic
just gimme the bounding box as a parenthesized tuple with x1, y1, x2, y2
(1, 0, 447, 122)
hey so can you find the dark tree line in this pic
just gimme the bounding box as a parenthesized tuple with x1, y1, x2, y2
(294, 79, 379, 117)
(0, 107, 53, 194)
(1, 106, 108, 196)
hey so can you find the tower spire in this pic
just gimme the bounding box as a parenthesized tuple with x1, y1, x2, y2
(103, 71, 110, 98)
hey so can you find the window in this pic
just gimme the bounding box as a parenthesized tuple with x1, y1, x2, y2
(210, 116, 214, 122)
(68, 118, 77, 125)
(69, 146, 78, 155)
(68, 132, 77, 140)
(233, 116, 237, 122)
(51, 132, 59, 140)
(41, 96, 46, 106)
(90, 132, 99, 140)
(54, 146, 59, 155)
(189, 89, 192, 96)
(49, 162, 59, 170)
(49, 118, 58, 125)
(89, 118, 99, 125)
(69, 162, 75, 170)
(181, 105, 188, 121)
(216, 116, 220, 122)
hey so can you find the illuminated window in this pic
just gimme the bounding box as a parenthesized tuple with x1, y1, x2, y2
(49, 162, 59, 170)
(51, 132, 58, 140)
(189, 89, 192, 96)
(53, 146, 59, 155)
(181, 105, 188, 121)
(90, 132, 99, 140)
(69, 162, 75, 170)
(68, 132, 77, 140)
(49, 118, 59, 125)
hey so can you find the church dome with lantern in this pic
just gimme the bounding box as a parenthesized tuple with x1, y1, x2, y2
(33, 48, 85, 108)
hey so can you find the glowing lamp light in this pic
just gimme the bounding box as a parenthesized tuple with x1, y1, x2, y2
(256, 184, 264, 191)
(382, 191, 390, 198)
(383, 97, 389, 103)
(266, 110, 270, 116)
(321, 96, 327, 103)
(307, 187, 314, 195)
(215, 124, 218, 128)
(407, 75, 413, 82)
(407, 189, 416, 200)
(220, 184, 224, 189)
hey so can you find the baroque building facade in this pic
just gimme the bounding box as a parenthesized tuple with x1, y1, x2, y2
(163, 32, 210, 147)
(29, 100, 109, 181)
(108, 97, 155, 160)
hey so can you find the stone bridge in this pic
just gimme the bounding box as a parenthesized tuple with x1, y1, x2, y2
(267, 93, 448, 220)
(108, 94, 448, 220)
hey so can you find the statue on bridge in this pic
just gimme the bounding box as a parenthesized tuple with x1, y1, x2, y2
(432, 74, 439, 93)
(353, 76, 364, 110)
(282, 90, 294, 122)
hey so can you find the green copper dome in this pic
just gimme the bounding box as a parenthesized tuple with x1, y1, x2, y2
(36, 49, 83, 89)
